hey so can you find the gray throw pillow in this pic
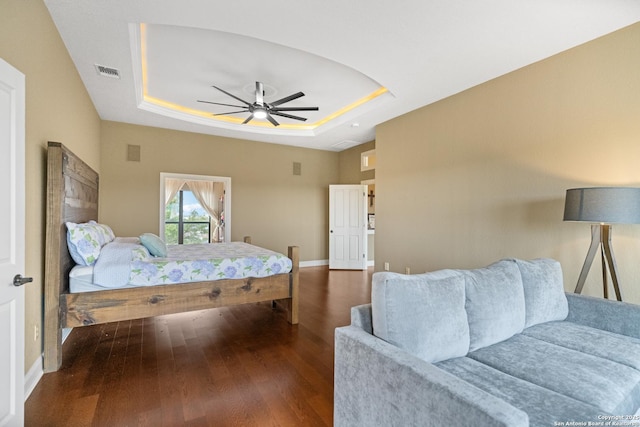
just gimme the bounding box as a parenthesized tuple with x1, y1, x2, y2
(372, 271, 470, 363)
(463, 259, 525, 351)
(515, 258, 568, 328)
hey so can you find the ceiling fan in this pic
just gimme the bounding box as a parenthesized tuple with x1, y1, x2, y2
(198, 81, 319, 127)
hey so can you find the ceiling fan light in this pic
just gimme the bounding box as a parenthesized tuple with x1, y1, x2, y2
(253, 107, 267, 119)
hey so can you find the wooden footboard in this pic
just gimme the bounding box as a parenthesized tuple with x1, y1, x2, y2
(44, 142, 300, 372)
(60, 249, 299, 328)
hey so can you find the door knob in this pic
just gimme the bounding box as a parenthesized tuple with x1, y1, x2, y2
(13, 274, 33, 287)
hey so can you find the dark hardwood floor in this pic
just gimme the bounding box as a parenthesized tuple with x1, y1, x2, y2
(26, 266, 372, 426)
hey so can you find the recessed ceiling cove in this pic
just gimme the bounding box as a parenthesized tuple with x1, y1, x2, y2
(131, 23, 391, 136)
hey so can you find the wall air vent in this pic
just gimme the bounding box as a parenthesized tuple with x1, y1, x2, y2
(94, 64, 121, 79)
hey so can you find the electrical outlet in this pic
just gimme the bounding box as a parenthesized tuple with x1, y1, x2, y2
(405, 267, 411, 275)
(34, 324, 39, 342)
(384, 262, 390, 271)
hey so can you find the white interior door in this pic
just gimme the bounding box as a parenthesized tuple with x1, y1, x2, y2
(0, 58, 26, 426)
(329, 185, 367, 270)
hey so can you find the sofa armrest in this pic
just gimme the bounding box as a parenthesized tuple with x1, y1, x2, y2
(334, 325, 529, 427)
(350, 304, 373, 333)
(566, 293, 640, 339)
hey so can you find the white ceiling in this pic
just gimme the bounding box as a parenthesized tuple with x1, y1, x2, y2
(44, 0, 640, 151)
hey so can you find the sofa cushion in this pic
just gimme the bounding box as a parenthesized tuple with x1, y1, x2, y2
(371, 271, 469, 363)
(522, 321, 640, 370)
(462, 259, 525, 351)
(467, 333, 640, 414)
(515, 258, 568, 328)
(436, 357, 610, 427)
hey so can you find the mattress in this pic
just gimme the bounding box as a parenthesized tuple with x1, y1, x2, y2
(70, 241, 293, 293)
(69, 265, 137, 293)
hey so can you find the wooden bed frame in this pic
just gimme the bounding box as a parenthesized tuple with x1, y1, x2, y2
(43, 142, 299, 372)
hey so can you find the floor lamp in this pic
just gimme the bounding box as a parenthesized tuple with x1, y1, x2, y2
(563, 187, 640, 301)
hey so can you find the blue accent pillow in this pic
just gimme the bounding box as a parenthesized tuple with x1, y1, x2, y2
(139, 233, 167, 257)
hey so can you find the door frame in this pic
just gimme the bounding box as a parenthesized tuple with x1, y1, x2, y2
(362, 179, 375, 267)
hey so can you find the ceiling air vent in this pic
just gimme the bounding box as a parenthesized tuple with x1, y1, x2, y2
(94, 64, 120, 79)
(331, 140, 359, 150)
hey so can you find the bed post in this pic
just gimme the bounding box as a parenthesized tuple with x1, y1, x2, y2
(288, 246, 299, 324)
(43, 141, 99, 372)
(43, 142, 64, 372)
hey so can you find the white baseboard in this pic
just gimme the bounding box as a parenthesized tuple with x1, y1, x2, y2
(24, 356, 43, 401)
(299, 260, 375, 268)
(300, 259, 328, 267)
(24, 328, 72, 401)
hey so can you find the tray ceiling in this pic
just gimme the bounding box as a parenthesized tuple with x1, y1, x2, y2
(44, 0, 640, 151)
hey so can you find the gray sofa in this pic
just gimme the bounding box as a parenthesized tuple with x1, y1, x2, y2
(334, 258, 640, 427)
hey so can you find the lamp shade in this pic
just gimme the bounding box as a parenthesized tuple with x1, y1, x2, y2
(563, 187, 640, 224)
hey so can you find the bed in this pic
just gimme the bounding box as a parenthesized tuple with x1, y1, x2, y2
(43, 141, 299, 373)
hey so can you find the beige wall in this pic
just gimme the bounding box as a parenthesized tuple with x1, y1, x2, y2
(0, 0, 101, 372)
(376, 23, 640, 302)
(100, 121, 339, 261)
(338, 140, 375, 184)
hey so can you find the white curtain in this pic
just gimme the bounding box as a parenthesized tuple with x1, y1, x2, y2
(165, 178, 187, 205)
(188, 180, 225, 242)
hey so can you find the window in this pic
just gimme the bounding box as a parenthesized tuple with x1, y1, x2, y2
(360, 149, 376, 171)
(159, 173, 231, 244)
(165, 189, 211, 244)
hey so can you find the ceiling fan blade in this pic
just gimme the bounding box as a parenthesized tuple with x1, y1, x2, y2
(213, 110, 250, 116)
(198, 100, 247, 108)
(255, 82, 264, 106)
(265, 112, 280, 127)
(212, 85, 252, 106)
(270, 111, 308, 121)
(242, 115, 254, 125)
(270, 106, 319, 112)
(269, 91, 305, 107)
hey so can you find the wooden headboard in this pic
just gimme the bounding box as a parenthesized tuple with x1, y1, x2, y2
(43, 141, 99, 371)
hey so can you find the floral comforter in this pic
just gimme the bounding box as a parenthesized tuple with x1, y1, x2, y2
(94, 241, 292, 288)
